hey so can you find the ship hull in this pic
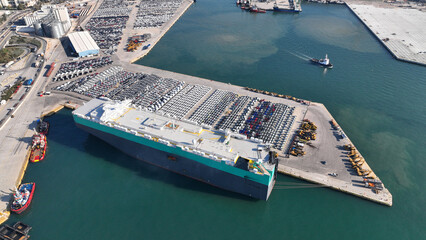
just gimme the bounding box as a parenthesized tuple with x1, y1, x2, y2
(310, 59, 333, 68)
(11, 183, 35, 214)
(75, 120, 275, 200)
(273, 7, 301, 13)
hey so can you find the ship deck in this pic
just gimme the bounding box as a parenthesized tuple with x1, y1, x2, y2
(75, 98, 274, 169)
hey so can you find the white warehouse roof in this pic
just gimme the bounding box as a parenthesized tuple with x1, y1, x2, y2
(68, 31, 99, 54)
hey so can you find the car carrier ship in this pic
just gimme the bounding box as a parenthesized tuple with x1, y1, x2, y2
(73, 99, 279, 200)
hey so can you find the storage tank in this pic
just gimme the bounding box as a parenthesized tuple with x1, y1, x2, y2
(50, 21, 62, 39)
(57, 22, 65, 36)
(34, 22, 43, 36)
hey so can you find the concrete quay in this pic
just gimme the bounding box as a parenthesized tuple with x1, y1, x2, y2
(347, 3, 426, 66)
(0, 91, 85, 225)
(277, 102, 392, 206)
(115, 0, 194, 64)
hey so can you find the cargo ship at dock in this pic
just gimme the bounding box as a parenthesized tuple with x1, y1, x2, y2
(273, 0, 302, 13)
(73, 99, 279, 200)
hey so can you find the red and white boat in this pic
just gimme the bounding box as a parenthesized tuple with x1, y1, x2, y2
(11, 182, 35, 214)
(29, 133, 47, 163)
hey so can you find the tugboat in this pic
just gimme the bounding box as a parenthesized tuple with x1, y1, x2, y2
(11, 183, 36, 214)
(36, 119, 49, 135)
(249, 5, 266, 13)
(249, 5, 259, 12)
(29, 133, 47, 163)
(310, 54, 333, 68)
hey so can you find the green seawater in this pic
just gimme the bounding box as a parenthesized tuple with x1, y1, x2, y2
(7, 1, 426, 239)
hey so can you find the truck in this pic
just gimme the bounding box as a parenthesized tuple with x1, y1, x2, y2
(4, 61, 14, 68)
(45, 62, 55, 77)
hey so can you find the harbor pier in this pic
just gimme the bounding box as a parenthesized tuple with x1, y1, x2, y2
(277, 102, 392, 206)
(347, 2, 426, 66)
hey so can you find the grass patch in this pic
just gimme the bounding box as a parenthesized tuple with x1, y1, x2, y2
(1, 81, 23, 101)
(9, 36, 41, 49)
(0, 47, 24, 63)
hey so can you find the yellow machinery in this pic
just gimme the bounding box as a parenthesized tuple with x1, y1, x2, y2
(344, 144, 355, 151)
(290, 148, 305, 157)
(127, 40, 142, 52)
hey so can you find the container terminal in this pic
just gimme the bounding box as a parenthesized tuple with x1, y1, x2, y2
(0, 0, 396, 226)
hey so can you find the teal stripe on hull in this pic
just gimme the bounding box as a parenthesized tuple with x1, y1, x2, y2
(73, 115, 273, 185)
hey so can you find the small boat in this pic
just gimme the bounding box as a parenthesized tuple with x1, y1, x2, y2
(310, 54, 333, 68)
(236, 0, 241, 5)
(29, 133, 47, 163)
(36, 119, 49, 135)
(11, 183, 36, 214)
(167, 156, 176, 161)
(250, 5, 266, 13)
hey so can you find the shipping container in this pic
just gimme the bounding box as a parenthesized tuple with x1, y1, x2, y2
(45, 62, 55, 77)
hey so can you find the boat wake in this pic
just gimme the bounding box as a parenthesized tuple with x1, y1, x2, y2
(286, 50, 312, 61)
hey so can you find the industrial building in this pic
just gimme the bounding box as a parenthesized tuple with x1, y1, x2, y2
(68, 31, 100, 57)
(0, 0, 36, 8)
(24, 5, 71, 39)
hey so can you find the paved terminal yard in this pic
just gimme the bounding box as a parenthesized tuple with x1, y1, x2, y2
(278, 102, 392, 206)
(116, 0, 193, 63)
(347, 3, 426, 66)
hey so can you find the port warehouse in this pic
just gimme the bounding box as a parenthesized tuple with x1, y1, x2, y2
(68, 31, 100, 57)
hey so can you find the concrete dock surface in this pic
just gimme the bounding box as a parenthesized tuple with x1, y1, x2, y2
(347, 3, 426, 66)
(277, 102, 392, 206)
(115, 0, 194, 64)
